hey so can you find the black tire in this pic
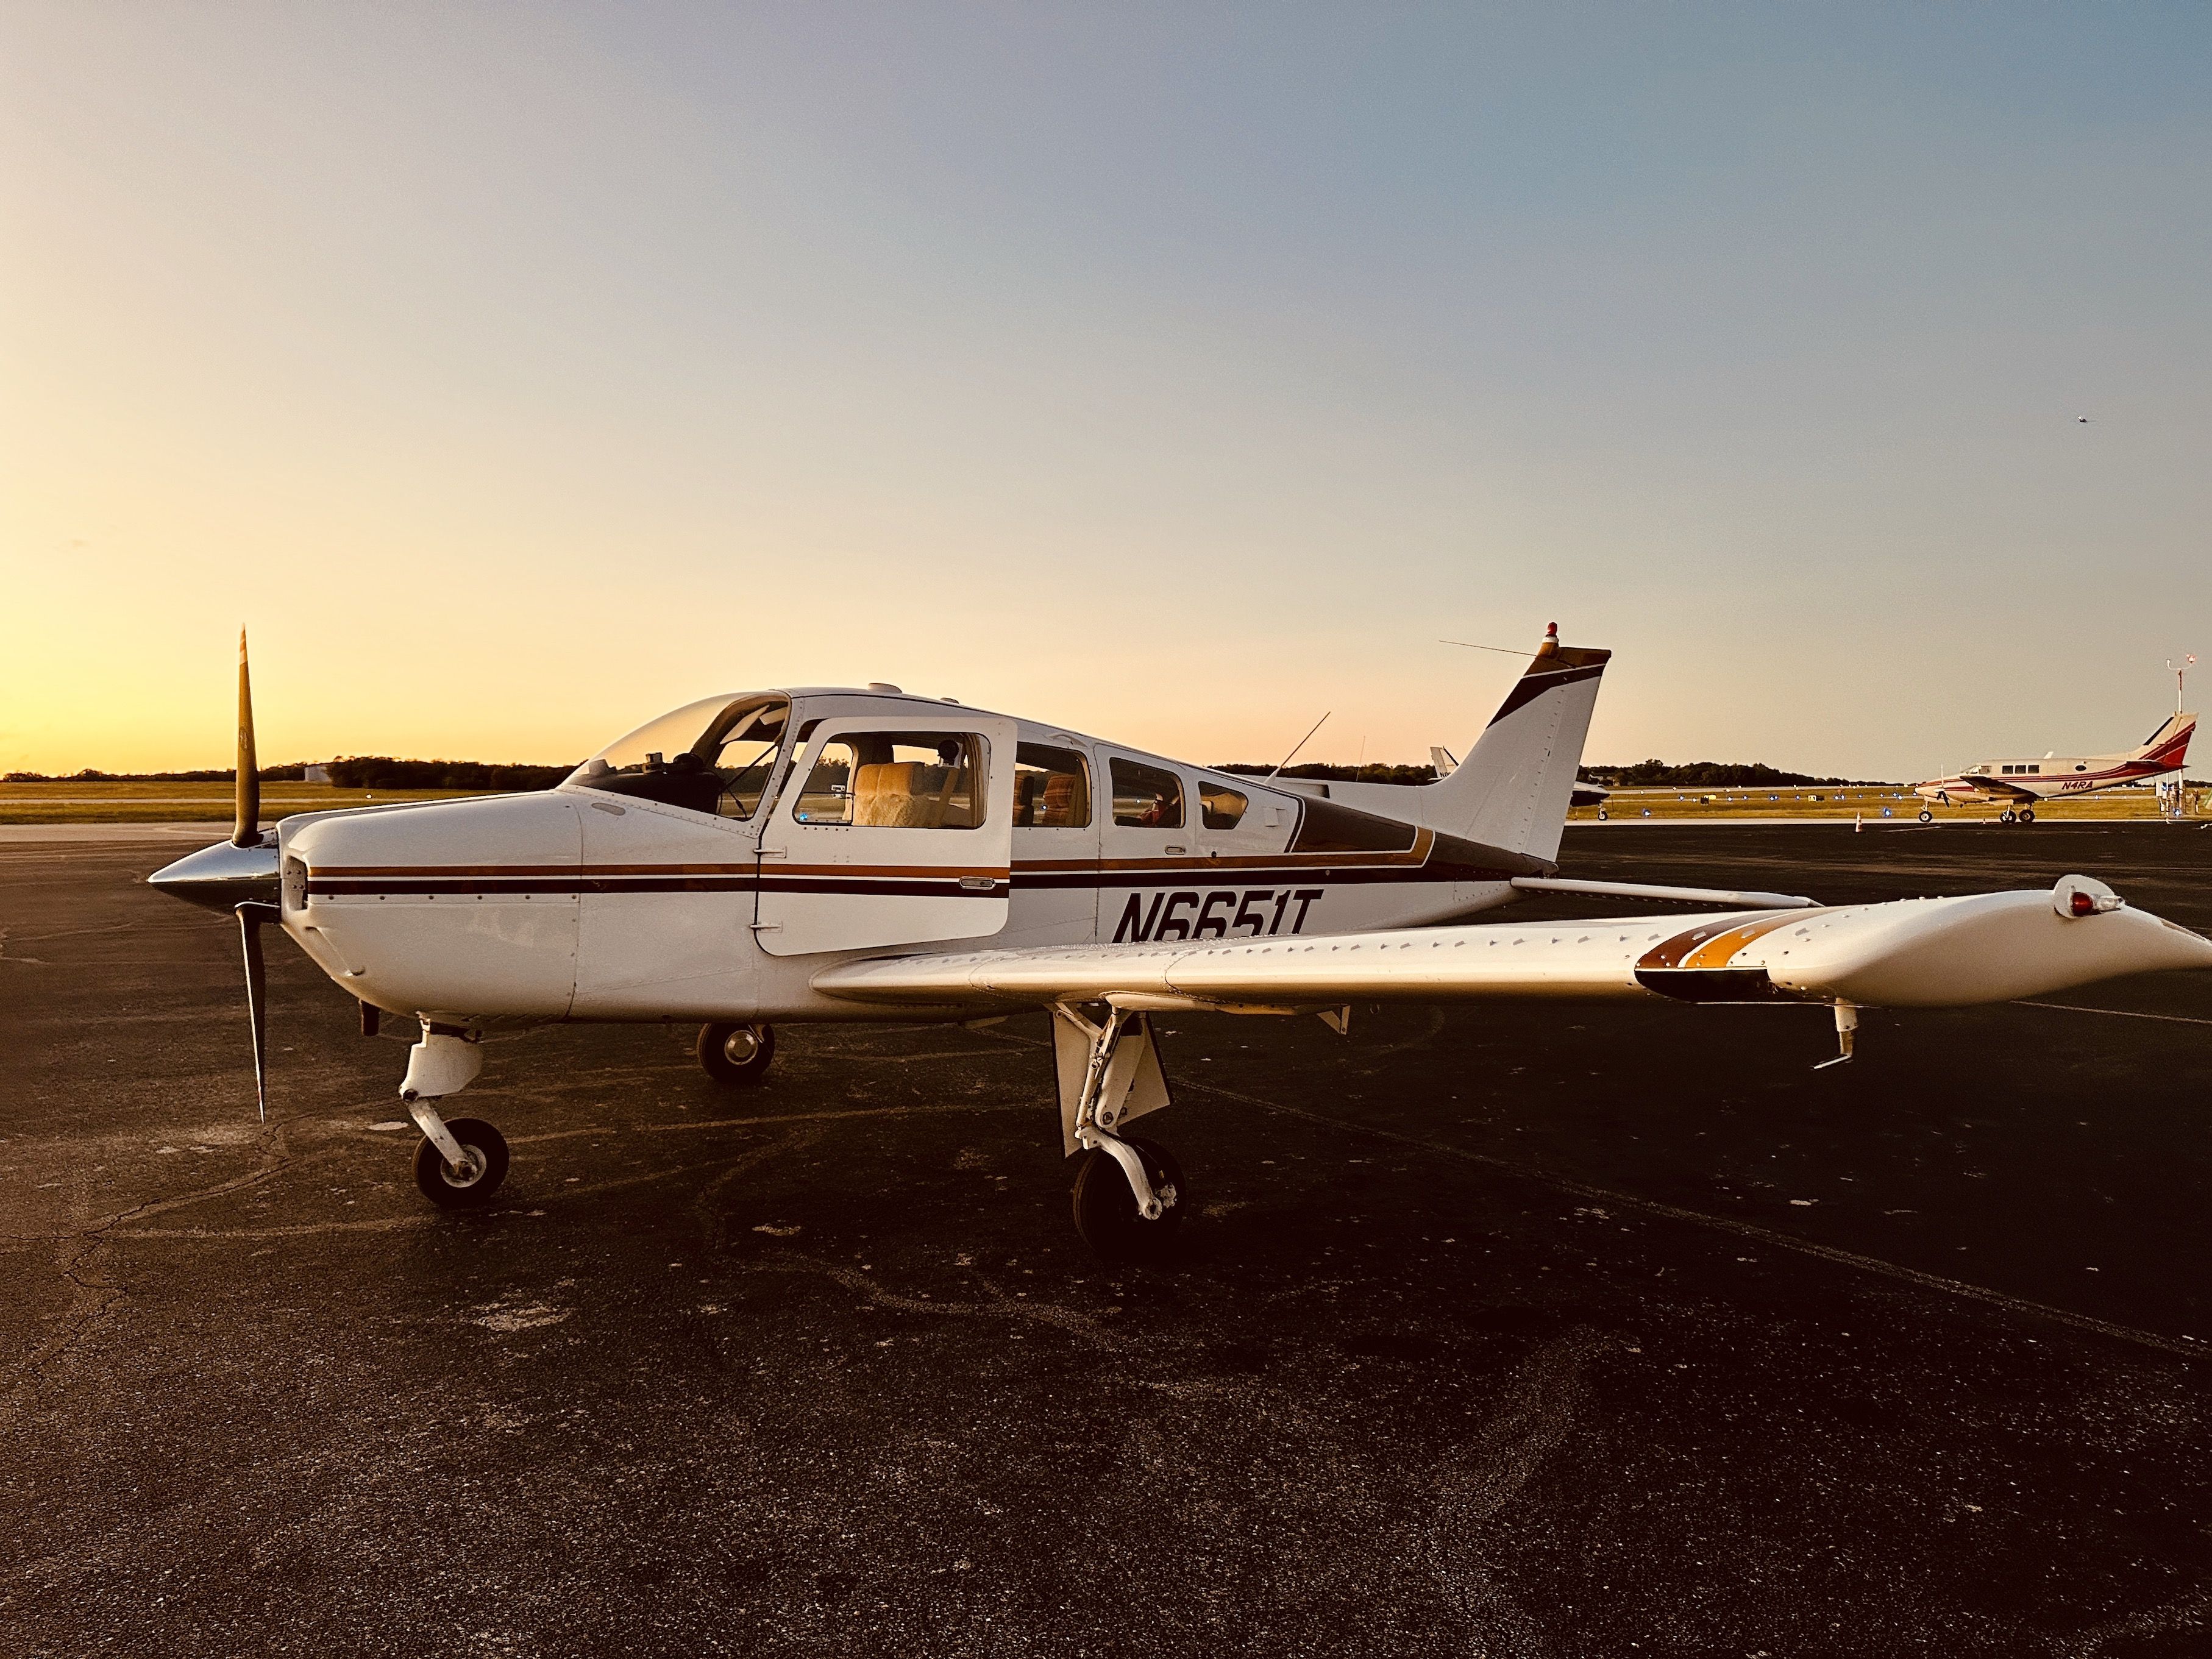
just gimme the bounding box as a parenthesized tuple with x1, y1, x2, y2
(1918, 809, 1932, 823)
(697, 1022, 775, 1087)
(2019, 808, 2036, 824)
(2000, 810, 2016, 825)
(413, 1117, 508, 1209)
(1070, 1134, 1185, 1263)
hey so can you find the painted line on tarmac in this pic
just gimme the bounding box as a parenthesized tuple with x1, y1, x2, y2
(2018, 1000, 2212, 1029)
(627, 1099, 1042, 1137)
(1165, 1073, 2203, 1363)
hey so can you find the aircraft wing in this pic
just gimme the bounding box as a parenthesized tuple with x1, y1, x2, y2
(1969, 776, 2041, 801)
(815, 881, 2212, 1014)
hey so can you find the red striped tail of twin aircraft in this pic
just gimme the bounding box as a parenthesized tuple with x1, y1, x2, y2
(1913, 712, 2195, 824)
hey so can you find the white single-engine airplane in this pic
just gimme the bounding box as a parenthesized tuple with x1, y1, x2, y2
(1913, 712, 2196, 825)
(152, 628, 2212, 1259)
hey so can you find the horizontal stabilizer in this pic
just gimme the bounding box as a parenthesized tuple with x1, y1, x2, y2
(1510, 876, 1815, 910)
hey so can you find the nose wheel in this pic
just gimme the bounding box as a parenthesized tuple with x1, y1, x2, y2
(411, 1116, 510, 1208)
(697, 1022, 775, 1086)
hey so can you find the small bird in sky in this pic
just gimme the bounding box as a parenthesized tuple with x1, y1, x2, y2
(2077, 415, 2092, 424)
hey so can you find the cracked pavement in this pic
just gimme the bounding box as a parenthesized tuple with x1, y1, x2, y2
(3, 825, 2211, 1656)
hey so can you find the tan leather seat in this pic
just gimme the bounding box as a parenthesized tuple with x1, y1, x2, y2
(854, 762, 972, 828)
(1040, 770, 1084, 828)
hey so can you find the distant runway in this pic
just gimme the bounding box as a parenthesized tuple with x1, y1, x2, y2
(0, 820, 230, 843)
(3, 825, 2208, 1656)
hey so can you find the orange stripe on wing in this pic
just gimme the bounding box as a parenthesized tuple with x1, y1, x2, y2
(1638, 911, 1817, 973)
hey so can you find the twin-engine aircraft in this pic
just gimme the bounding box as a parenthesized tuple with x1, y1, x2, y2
(1913, 711, 2196, 824)
(152, 628, 2212, 1259)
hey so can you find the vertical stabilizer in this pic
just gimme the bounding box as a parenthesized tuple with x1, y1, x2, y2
(1417, 625, 1610, 864)
(2131, 712, 2196, 773)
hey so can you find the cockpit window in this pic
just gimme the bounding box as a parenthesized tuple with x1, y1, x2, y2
(567, 694, 791, 819)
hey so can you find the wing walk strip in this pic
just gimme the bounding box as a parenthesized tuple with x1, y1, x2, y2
(976, 1029, 2199, 1362)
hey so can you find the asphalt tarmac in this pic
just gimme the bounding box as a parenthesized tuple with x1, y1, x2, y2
(4, 823, 2210, 1657)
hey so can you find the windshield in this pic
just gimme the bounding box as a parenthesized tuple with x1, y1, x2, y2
(567, 694, 791, 819)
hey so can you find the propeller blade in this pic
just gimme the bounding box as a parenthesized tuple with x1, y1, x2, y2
(236, 900, 279, 1120)
(233, 627, 260, 848)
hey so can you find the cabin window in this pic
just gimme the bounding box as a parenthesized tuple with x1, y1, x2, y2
(1200, 782, 1249, 830)
(2029, 764, 2041, 773)
(1110, 758, 1184, 829)
(794, 732, 986, 828)
(1013, 744, 1091, 828)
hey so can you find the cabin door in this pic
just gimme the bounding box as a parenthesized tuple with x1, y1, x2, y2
(755, 714, 1017, 957)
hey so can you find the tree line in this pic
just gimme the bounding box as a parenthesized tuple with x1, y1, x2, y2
(3, 759, 575, 789)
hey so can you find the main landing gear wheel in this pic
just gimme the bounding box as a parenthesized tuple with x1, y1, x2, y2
(413, 1117, 509, 1209)
(2019, 808, 2036, 824)
(2000, 809, 2017, 825)
(1070, 1135, 1185, 1263)
(697, 1022, 775, 1087)
(1918, 809, 1932, 823)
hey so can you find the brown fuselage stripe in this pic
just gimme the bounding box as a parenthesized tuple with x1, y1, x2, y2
(304, 847, 1521, 900)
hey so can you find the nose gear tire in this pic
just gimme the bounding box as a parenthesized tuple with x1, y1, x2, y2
(697, 1023, 775, 1086)
(1070, 1135, 1186, 1262)
(413, 1117, 509, 1208)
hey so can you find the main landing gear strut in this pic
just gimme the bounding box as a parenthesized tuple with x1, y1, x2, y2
(1053, 1003, 1186, 1262)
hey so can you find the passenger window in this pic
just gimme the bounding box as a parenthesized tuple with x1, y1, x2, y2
(1200, 782, 1248, 830)
(794, 732, 986, 828)
(1014, 744, 1092, 828)
(1110, 758, 1183, 829)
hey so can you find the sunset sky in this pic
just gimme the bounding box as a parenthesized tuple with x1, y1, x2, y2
(4, 5, 2207, 780)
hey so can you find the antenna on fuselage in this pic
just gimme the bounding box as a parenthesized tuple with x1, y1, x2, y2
(1266, 711, 1331, 780)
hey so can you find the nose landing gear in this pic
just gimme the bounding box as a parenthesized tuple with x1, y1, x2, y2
(411, 1114, 510, 1208)
(400, 1024, 510, 1208)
